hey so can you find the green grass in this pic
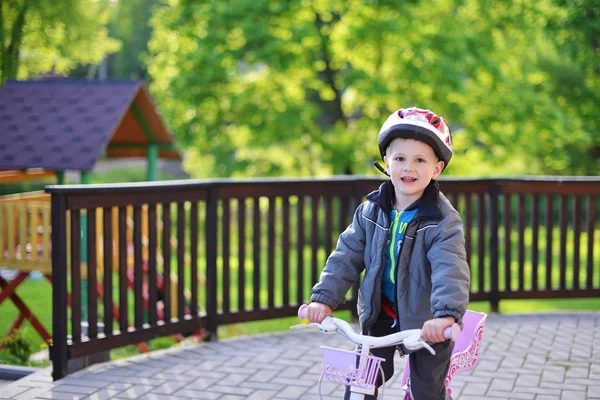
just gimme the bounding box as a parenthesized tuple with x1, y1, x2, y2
(0, 279, 53, 358)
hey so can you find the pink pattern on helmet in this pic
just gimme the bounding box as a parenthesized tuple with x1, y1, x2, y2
(400, 107, 453, 152)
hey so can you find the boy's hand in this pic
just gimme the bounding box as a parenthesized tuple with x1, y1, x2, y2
(306, 302, 333, 323)
(420, 316, 455, 343)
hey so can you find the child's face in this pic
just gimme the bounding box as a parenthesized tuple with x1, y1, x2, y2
(384, 138, 445, 206)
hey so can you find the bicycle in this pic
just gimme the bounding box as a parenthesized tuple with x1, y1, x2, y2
(291, 304, 460, 399)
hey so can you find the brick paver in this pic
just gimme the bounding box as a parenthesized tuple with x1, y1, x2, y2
(1, 312, 598, 399)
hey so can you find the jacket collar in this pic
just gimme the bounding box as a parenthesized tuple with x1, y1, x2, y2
(366, 179, 442, 221)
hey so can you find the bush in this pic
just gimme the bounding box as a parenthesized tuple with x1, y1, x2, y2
(0, 330, 33, 365)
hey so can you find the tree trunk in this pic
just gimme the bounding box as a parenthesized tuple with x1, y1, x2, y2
(1, 2, 29, 84)
(313, 10, 354, 175)
(0, 1, 5, 84)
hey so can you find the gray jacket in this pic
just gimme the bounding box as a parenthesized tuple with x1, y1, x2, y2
(311, 180, 470, 334)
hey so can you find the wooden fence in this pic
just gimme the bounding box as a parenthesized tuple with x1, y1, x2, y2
(47, 176, 599, 380)
(0, 191, 51, 274)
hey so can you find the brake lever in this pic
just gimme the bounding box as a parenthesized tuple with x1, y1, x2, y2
(403, 335, 437, 355)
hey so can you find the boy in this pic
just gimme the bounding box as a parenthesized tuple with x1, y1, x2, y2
(306, 107, 470, 399)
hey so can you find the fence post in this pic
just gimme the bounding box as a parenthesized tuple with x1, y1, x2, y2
(489, 182, 500, 313)
(205, 187, 219, 340)
(50, 193, 68, 380)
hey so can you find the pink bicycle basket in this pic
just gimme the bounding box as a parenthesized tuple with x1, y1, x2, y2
(320, 346, 385, 389)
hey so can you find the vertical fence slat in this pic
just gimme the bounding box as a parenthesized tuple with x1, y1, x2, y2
(586, 196, 596, 289)
(7, 205, 14, 261)
(162, 203, 171, 322)
(205, 189, 218, 339)
(70, 210, 81, 342)
(102, 207, 113, 335)
(118, 207, 128, 332)
(87, 209, 98, 338)
(190, 202, 198, 316)
(282, 197, 290, 306)
(517, 195, 525, 291)
(503, 194, 512, 291)
(267, 197, 275, 309)
(31, 205, 39, 263)
(253, 197, 261, 310)
(222, 199, 231, 313)
(489, 186, 499, 312)
(18, 205, 25, 262)
(177, 202, 185, 320)
(325, 196, 333, 254)
(545, 195, 554, 290)
(572, 196, 581, 289)
(447, 193, 456, 210)
(148, 204, 158, 325)
(311, 196, 319, 287)
(296, 196, 305, 304)
(559, 195, 568, 290)
(531, 194, 539, 291)
(133, 206, 143, 329)
(338, 197, 349, 234)
(464, 193, 472, 268)
(477, 193, 485, 293)
(237, 199, 246, 311)
(42, 206, 51, 263)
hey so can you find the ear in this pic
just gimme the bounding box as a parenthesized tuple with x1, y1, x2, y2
(383, 155, 390, 175)
(432, 160, 445, 179)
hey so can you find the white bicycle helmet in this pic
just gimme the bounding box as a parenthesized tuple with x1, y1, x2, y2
(377, 107, 453, 168)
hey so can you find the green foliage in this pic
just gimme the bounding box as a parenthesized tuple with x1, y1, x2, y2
(108, 0, 159, 80)
(145, 0, 599, 178)
(0, 0, 120, 83)
(451, 0, 600, 175)
(0, 329, 33, 364)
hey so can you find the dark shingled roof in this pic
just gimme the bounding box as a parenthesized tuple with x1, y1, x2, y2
(0, 80, 179, 172)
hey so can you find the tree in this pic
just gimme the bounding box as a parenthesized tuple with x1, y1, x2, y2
(449, 0, 600, 175)
(146, 0, 599, 178)
(107, 0, 159, 80)
(0, 0, 120, 84)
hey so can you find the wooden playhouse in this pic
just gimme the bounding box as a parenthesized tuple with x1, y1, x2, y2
(0, 79, 181, 343)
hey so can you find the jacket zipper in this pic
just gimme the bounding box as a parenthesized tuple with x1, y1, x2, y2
(389, 212, 401, 332)
(389, 211, 401, 285)
(393, 215, 427, 333)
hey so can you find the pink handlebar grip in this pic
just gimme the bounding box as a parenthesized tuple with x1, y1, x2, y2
(444, 323, 460, 341)
(298, 304, 308, 320)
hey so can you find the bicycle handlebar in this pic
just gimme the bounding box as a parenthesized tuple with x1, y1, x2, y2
(294, 304, 460, 354)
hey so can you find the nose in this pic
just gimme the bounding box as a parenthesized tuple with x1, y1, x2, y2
(403, 160, 415, 171)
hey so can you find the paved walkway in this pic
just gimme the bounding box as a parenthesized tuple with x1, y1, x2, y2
(1, 312, 599, 399)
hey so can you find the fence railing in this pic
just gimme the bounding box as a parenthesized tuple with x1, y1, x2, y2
(0, 191, 51, 274)
(47, 176, 599, 380)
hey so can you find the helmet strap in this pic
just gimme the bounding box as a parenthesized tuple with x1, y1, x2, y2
(373, 161, 390, 176)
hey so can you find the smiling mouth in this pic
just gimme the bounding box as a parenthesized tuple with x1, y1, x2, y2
(401, 177, 417, 182)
